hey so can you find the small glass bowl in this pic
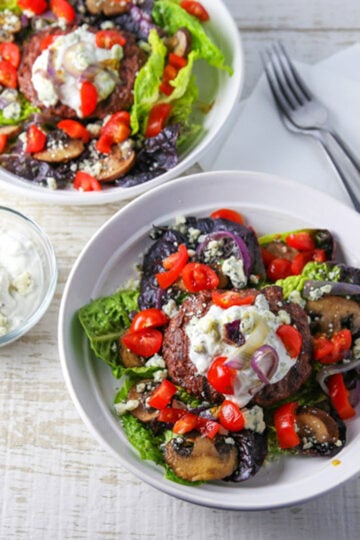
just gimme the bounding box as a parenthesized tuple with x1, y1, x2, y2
(0, 206, 57, 347)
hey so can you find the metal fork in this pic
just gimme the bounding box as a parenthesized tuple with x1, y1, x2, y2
(262, 43, 360, 211)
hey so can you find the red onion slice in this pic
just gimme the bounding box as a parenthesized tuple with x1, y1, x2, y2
(316, 358, 360, 395)
(250, 345, 279, 384)
(224, 357, 244, 370)
(196, 231, 252, 276)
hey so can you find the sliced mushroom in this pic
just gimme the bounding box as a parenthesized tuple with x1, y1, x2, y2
(164, 435, 238, 482)
(127, 379, 159, 423)
(265, 240, 298, 261)
(0, 125, 20, 137)
(97, 146, 135, 182)
(0, 12, 21, 43)
(296, 406, 339, 445)
(86, 0, 131, 15)
(164, 28, 192, 57)
(119, 341, 144, 368)
(34, 139, 85, 163)
(306, 295, 360, 337)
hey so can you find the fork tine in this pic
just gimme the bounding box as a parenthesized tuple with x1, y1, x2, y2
(277, 42, 312, 101)
(266, 44, 300, 110)
(272, 42, 307, 105)
(261, 50, 295, 117)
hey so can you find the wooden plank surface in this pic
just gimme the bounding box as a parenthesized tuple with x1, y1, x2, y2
(1, 1, 360, 539)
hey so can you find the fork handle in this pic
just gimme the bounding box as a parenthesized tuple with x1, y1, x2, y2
(322, 128, 360, 175)
(319, 133, 360, 212)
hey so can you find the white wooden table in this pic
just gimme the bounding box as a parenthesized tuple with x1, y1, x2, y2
(1, 1, 360, 538)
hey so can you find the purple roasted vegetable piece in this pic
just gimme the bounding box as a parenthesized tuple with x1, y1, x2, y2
(226, 428, 268, 482)
(224, 320, 245, 346)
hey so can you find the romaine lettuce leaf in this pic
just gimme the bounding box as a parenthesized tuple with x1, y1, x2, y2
(0, 96, 39, 126)
(276, 262, 341, 299)
(0, 0, 20, 12)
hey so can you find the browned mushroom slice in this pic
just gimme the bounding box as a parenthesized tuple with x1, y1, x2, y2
(0, 125, 20, 137)
(119, 341, 144, 368)
(164, 28, 192, 57)
(164, 436, 238, 482)
(296, 406, 339, 446)
(86, 0, 131, 15)
(265, 240, 298, 261)
(306, 295, 360, 337)
(97, 146, 135, 182)
(127, 380, 159, 423)
(34, 139, 85, 163)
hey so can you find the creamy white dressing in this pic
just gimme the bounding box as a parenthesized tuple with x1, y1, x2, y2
(185, 294, 296, 407)
(0, 225, 44, 336)
(31, 25, 123, 117)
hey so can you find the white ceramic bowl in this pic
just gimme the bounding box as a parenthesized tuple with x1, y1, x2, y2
(0, 1, 243, 205)
(58, 170, 360, 509)
(0, 206, 57, 346)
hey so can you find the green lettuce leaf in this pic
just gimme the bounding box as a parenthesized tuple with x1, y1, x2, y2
(121, 413, 165, 465)
(276, 262, 341, 299)
(152, 0, 232, 74)
(0, 0, 20, 12)
(78, 288, 139, 372)
(0, 95, 39, 126)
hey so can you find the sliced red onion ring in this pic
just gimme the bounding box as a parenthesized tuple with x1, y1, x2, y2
(195, 231, 252, 276)
(303, 280, 360, 299)
(250, 345, 279, 384)
(316, 358, 360, 395)
(224, 357, 244, 370)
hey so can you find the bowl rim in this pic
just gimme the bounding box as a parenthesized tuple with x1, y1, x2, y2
(58, 169, 360, 510)
(0, 0, 244, 205)
(0, 205, 58, 346)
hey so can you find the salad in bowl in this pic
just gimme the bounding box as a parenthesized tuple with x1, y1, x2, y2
(78, 207, 360, 485)
(0, 0, 238, 198)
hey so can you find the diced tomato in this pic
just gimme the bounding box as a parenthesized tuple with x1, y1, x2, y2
(0, 134, 7, 153)
(313, 329, 352, 364)
(274, 401, 300, 449)
(266, 257, 292, 281)
(290, 251, 314, 275)
(0, 60, 17, 88)
(159, 81, 174, 96)
(102, 113, 131, 142)
(157, 407, 186, 423)
(50, 0, 76, 22)
(18, 0, 48, 15)
(80, 81, 98, 118)
(0, 43, 20, 69)
(40, 34, 60, 51)
(276, 324, 302, 358)
(95, 134, 113, 155)
(312, 248, 327, 262)
(95, 30, 126, 49)
(261, 247, 276, 267)
(312, 335, 334, 362)
(25, 125, 46, 153)
(121, 328, 163, 357)
(130, 308, 168, 332)
(168, 53, 188, 69)
(207, 356, 236, 395)
(219, 400, 245, 432)
(327, 373, 356, 420)
(156, 244, 189, 289)
(57, 119, 90, 143)
(163, 64, 178, 82)
(145, 103, 172, 138)
(73, 171, 102, 192)
(285, 231, 315, 252)
(147, 379, 177, 410)
(103, 111, 131, 128)
(210, 208, 245, 225)
(173, 412, 199, 434)
(182, 262, 219, 292)
(196, 417, 221, 439)
(180, 0, 210, 21)
(211, 289, 257, 309)
(332, 329, 352, 359)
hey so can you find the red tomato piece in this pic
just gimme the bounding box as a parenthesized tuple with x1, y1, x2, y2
(95, 30, 126, 49)
(0, 60, 17, 88)
(147, 379, 177, 410)
(159, 81, 174, 96)
(73, 171, 102, 191)
(211, 289, 257, 309)
(50, 0, 76, 22)
(163, 64, 178, 82)
(274, 401, 300, 449)
(261, 247, 276, 267)
(196, 417, 221, 439)
(130, 308, 168, 332)
(0, 133, 7, 153)
(332, 329, 352, 358)
(219, 400, 245, 432)
(121, 328, 163, 357)
(313, 329, 352, 364)
(327, 373, 356, 420)
(145, 103, 172, 138)
(95, 134, 113, 155)
(25, 125, 46, 153)
(290, 251, 314, 275)
(285, 231, 315, 252)
(57, 119, 90, 143)
(40, 34, 60, 51)
(0, 42, 20, 69)
(18, 0, 47, 15)
(276, 324, 302, 358)
(157, 407, 186, 423)
(156, 244, 189, 289)
(182, 262, 219, 292)
(173, 412, 199, 434)
(180, 0, 210, 21)
(80, 81, 98, 118)
(312, 248, 327, 262)
(168, 53, 188, 69)
(312, 335, 334, 362)
(210, 208, 245, 225)
(207, 356, 236, 395)
(102, 114, 131, 143)
(266, 257, 292, 281)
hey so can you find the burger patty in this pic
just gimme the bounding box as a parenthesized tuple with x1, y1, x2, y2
(162, 286, 312, 406)
(18, 26, 147, 119)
